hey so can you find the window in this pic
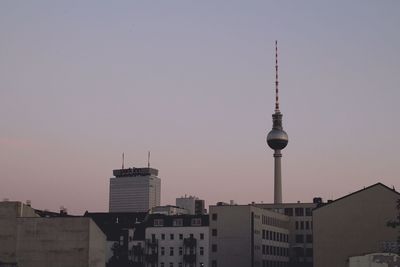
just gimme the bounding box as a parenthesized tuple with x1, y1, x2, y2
(161, 263, 164, 267)
(179, 247, 183, 256)
(173, 219, 183, 227)
(212, 229, 217, 236)
(170, 247, 174, 256)
(154, 219, 164, 226)
(151, 234, 156, 241)
(306, 221, 310, 230)
(200, 247, 204, 255)
(190, 234, 194, 238)
(295, 221, 299, 230)
(169, 263, 173, 267)
(306, 234, 313, 243)
(179, 234, 183, 240)
(161, 247, 165, 256)
(212, 244, 217, 252)
(295, 234, 304, 243)
(179, 263, 182, 267)
(295, 208, 304, 216)
(295, 247, 304, 257)
(305, 208, 312, 216)
(284, 208, 293, 216)
(300, 221, 304, 230)
(200, 233, 204, 240)
(306, 248, 313, 257)
(266, 230, 270, 240)
(212, 213, 218, 220)
(161, 234, 165, 240)
(170, 234, 174, 240)
(212, 260, 217, 267)
(191, 218, 202, 226)
(262, 230, 265, 239)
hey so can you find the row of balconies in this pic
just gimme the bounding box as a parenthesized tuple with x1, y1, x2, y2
(131, 237, 199, 263)
(144, 253, 197, 263)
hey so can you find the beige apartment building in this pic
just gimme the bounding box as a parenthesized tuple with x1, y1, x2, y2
(209, 204, 290, 267)
(313, 183, 399, 267)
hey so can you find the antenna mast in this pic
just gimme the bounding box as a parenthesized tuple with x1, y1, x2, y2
(147, 151, 151, 168)
(122, 152, 125, 169)
(275, 40, 279, 112)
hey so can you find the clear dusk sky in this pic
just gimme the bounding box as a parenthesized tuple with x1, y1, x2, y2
(1, 1, 399, 214)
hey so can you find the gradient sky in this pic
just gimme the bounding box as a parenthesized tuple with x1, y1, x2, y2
(1, 1, 399, 214)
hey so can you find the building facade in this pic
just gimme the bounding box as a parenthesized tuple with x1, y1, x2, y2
(313, 183, 400, 267)
(109, 167, 161, 212)
(0, 201, 106, 267)
(145, 214, 209, 267)
(209, 204, 290, 267)
(256, 200, 320, 267)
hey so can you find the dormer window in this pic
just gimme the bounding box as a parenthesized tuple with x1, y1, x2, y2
(154, 219, 164, 227)
(191, 218, 202, 226)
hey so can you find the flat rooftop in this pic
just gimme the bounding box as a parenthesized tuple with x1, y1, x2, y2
(113, 167, 159, 177)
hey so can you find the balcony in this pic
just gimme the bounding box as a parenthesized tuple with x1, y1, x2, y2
(132, 244, 144, 255)
(183, 237, 197, 248)
(183, 254, 196, 263)
(146, 239, 158, 248)
(145, 253, 158, 263)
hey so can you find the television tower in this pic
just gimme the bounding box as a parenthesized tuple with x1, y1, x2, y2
(267, 41, 288, 204)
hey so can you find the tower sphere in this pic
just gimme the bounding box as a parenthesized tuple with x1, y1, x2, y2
(267, 129, 288, 150)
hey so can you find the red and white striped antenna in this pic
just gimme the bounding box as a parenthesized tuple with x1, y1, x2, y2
(275, 40, 280, 112)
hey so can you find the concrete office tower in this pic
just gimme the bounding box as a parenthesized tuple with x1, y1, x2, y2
(176, 195, 206, 215)
(109, 167, 161, 212)
(267, 41, 288, 204)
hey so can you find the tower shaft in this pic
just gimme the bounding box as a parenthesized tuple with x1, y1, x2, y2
(273, 150, 282, 204)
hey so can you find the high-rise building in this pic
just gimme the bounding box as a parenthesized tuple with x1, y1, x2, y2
(266, 41, 289, 204)
(109, 167, 161, 212)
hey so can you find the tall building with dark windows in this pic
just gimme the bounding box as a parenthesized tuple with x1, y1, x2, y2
(109, 167, 161, 212)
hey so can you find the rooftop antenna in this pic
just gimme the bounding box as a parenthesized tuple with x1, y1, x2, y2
(147, 151, 151, 168)
(122, 152, 125, 169)
(275, 40, 279, 112)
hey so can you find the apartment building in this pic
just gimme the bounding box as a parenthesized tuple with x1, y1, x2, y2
(145, 214, 209, 267)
